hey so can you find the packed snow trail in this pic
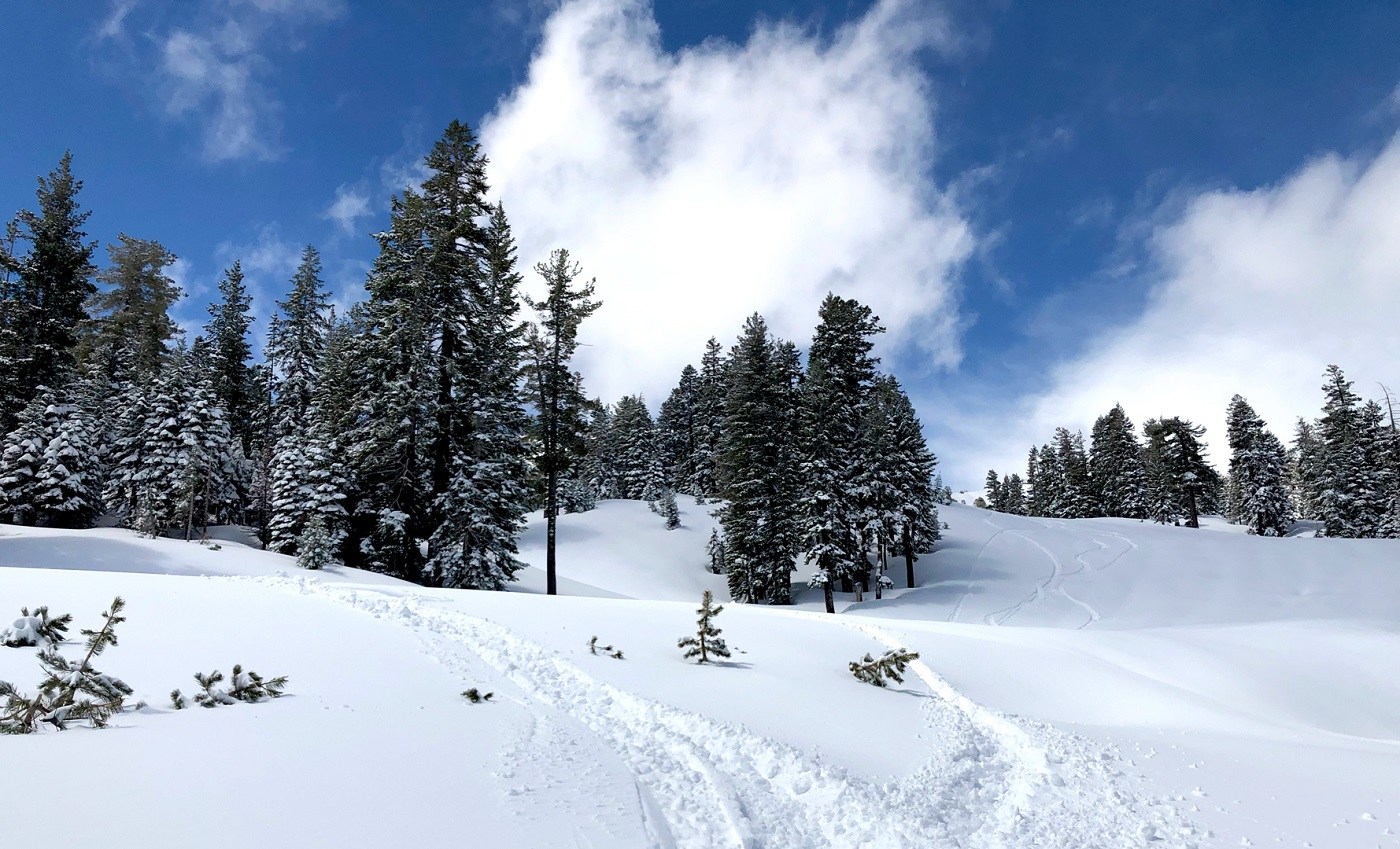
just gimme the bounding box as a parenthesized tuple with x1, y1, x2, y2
(253, 578, 1205, 849)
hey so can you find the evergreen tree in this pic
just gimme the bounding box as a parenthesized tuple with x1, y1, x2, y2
(31, 392, 101, 529)
(266, 246, 330, 437)
(677, 590, 730, 664)
(1054, 428, 1095, 518)
(81, 236, 181, 382)
(690, 337, 727, 498)
(984, 469, 1003, 512)
(717, 315, 802, 605)
(1314, 365, 1386, 538)
(660, 488, 681, 530)
(657, 365, 700, 493)
(800, 295, 883, 612)
(706, 528, 727, 574)
(1143, 417, 1216, 528)
(1288, 418, 1324, 521)
(524, 249, 600, 595)
(1003, 473, 1026, 515)
(1089, 404, 1148, 519)
(203, 261, 255, 453)
(612, 394, 660, 499)
(0, 153, 96, 432)
(862, 374, 939, 590)
(0, 387, 56, 525)
(1225, 395, 1293, 536)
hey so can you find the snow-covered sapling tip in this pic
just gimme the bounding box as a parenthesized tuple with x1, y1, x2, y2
(587, 636, 626, 659)
(173, 664, 289, 709)
(462, 688, 494, 704)
(2, 606, 73, 648)
(0, 597, 133, 733)
(677, 590, 730, 664)
(849, 648, 920, 688)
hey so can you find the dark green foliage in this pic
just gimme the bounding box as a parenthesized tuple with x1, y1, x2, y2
(525, 248, 601, 596)
(173, 664, 289, 709)
(678, 590, 730, 664)
(2, 606, 73, 648)
(1090, 404, 1148, 519)
(204, 261, 255, 453)
(0, 597, 132, 733)
(706, 528, 727, 574)
(587, 636, 625, 659)
(1224, 395, 1292, 536)
(462, 688, 494, 704)
(81, 235, 181, 382)
(1143, 417, 1219, 528)
(0, 153, 97, 432)
(849, 648, 920, 688)
(717, 316, 802, 605)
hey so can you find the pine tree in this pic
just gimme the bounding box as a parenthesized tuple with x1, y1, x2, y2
(1143, 417, 1216, 528)
(204, 261, 255, 454)
(81, 236, 181, 382)
(984, 469, 1002, 512)
(657, 365, 700, 493)
(296, 514, 335, 570)
(1089, 404, 1148, 519)
(31, 393, 101, 529)
(849, 648, 920, 688)
(0, 153, 96, 433)
(1288, 418, 1324, 521)
(1003, 473, 1026, 515)
(612, 394, 660, 499)
(1054, 428, 1095, 518)
(0, 387, 55, 525)
(267, 246, 330, 438)
(524, 249, 600, 596)
(1314, 365, 1386, 538)
(706, 528, 727, 574)
(677, 590, 730, 664)
(1224, 395, 1293, 536)
(717, 315, 802, 605)
(800, 295, 883, 612)
(690, 337, 727, 499)
(660, 488, 681, 529)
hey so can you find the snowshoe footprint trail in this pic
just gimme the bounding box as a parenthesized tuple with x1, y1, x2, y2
(310, 583, 1203, 848)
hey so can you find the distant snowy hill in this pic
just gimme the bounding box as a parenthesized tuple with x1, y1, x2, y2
(2, 501, 1397, 848)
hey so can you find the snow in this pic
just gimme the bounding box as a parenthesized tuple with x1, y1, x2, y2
(1, 500, 1397, 847)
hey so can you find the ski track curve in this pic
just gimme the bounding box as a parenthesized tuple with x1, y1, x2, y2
(981, 530, 1102, 629)
(250, 576, 1205, 849)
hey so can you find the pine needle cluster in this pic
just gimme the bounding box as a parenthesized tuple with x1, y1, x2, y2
(171, 664, 288, 709)
(587, 636, 625, 659)
(849, 648, 920, 688)
(461, 688, 494, 704)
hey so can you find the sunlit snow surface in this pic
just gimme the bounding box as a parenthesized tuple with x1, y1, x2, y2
(1, 500, 1396, 848)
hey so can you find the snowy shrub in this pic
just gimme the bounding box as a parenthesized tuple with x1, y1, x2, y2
(558, 477, 596, 514)
(659, 488, 681, 530)
(849, 648, 920, 688)
(587, 636, 625, 659)
(296, 514, 336, 570)
(171, 664, 288, 709)
(461, 688, 494, 704)
(2, 606, 72, 648)
(0, 597, 133, 733)
(678, 590, 730, 664)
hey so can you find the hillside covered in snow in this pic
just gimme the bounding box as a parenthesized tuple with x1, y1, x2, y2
(3, 498, 1397, 848)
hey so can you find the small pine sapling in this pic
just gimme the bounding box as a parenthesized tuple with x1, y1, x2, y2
(0, 597, 133, 733)
(705, 529, 726, 574)
(661, 488, 681, 530)
(587, 636, 625, 659)
(677, 590, 730, 664)
(173, 664, 289, 709)
(849, 648, 920, 688)
(296, 515, 335, 570)
(462, 688, 494, 704)
(2, 606, 73, 648)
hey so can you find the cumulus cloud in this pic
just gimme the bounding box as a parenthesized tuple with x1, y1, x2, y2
(951, 133, 1400, 486)
(481, 0, 975, 404)
(322, 184, 372, 233)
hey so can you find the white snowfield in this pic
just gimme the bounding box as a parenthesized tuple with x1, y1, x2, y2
(1, 499, 1397, 848)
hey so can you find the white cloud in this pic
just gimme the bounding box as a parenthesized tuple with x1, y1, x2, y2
(118, 0, 343, 163)
(950, 133, 1400, 486)
(481, 0, 975, 404)
(322, 184, 372, 233)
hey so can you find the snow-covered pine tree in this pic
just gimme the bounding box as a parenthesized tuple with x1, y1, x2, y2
(849, 648, 920, 688)
(296, 514, 335, 570)
(1054, 428, 1095, 518)
(612, 394, 661, 500)
(657, 365, 700, 494)
(80, 235, 181, 382)
(690, 337, 727, 499)
(800, 295, 883, 611)
(984, 469, 1003, 512)
(0, 153, 96, 434)
(524, 248, 600, 596)
(203, 261, 255, 455)
(1143, 417, 1216, 528)
(659, 488, 681, 529)
(0, 387, 53, 525)
(677, 590, 730, 664)
(1314, 365, 1386, 538)
(706, 528, 727, 574)
(31, 391, 101, 528)
(1004, 473, 1026, 515)
(1224, 395, 1293, 536)
(717, 315, 801, 605)
(1288, 418, 1325, 521)
(1089, 404, 1148, 519)
(266, 246, 330, 439)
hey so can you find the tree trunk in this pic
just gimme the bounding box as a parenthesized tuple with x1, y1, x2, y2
(823, 581, 835, 614)
(1186, 489, 1199, 528)
(903, 523, 916, 588)
(546, 468, 558, 596)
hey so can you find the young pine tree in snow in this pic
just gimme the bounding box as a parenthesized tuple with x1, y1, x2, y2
(296, 514, 335, 571)
(677, 590, 730, 664)
(706, 528, 727, 574)
(849, 648, 920, 688)
(660, 488, 681, 530)
(1314, 365, 1387, 538)
(612, 394, 661, 500)
(1224, 395, 1293, 536)
(983, 469, 1003, 512)
(31, 394, 101, 529)
(0, 387, 52, 525)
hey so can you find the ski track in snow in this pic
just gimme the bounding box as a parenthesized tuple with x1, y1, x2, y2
(979, 519, 1142, 629)
(248, 576, 1204, 849)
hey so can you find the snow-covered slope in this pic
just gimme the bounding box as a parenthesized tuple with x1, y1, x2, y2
(1, 501, 1397, 848)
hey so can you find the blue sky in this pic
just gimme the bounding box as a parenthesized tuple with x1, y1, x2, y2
(3, 1, 1399, 487)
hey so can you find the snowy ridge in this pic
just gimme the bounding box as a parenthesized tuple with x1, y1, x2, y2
(267, 577, 1204, 848)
